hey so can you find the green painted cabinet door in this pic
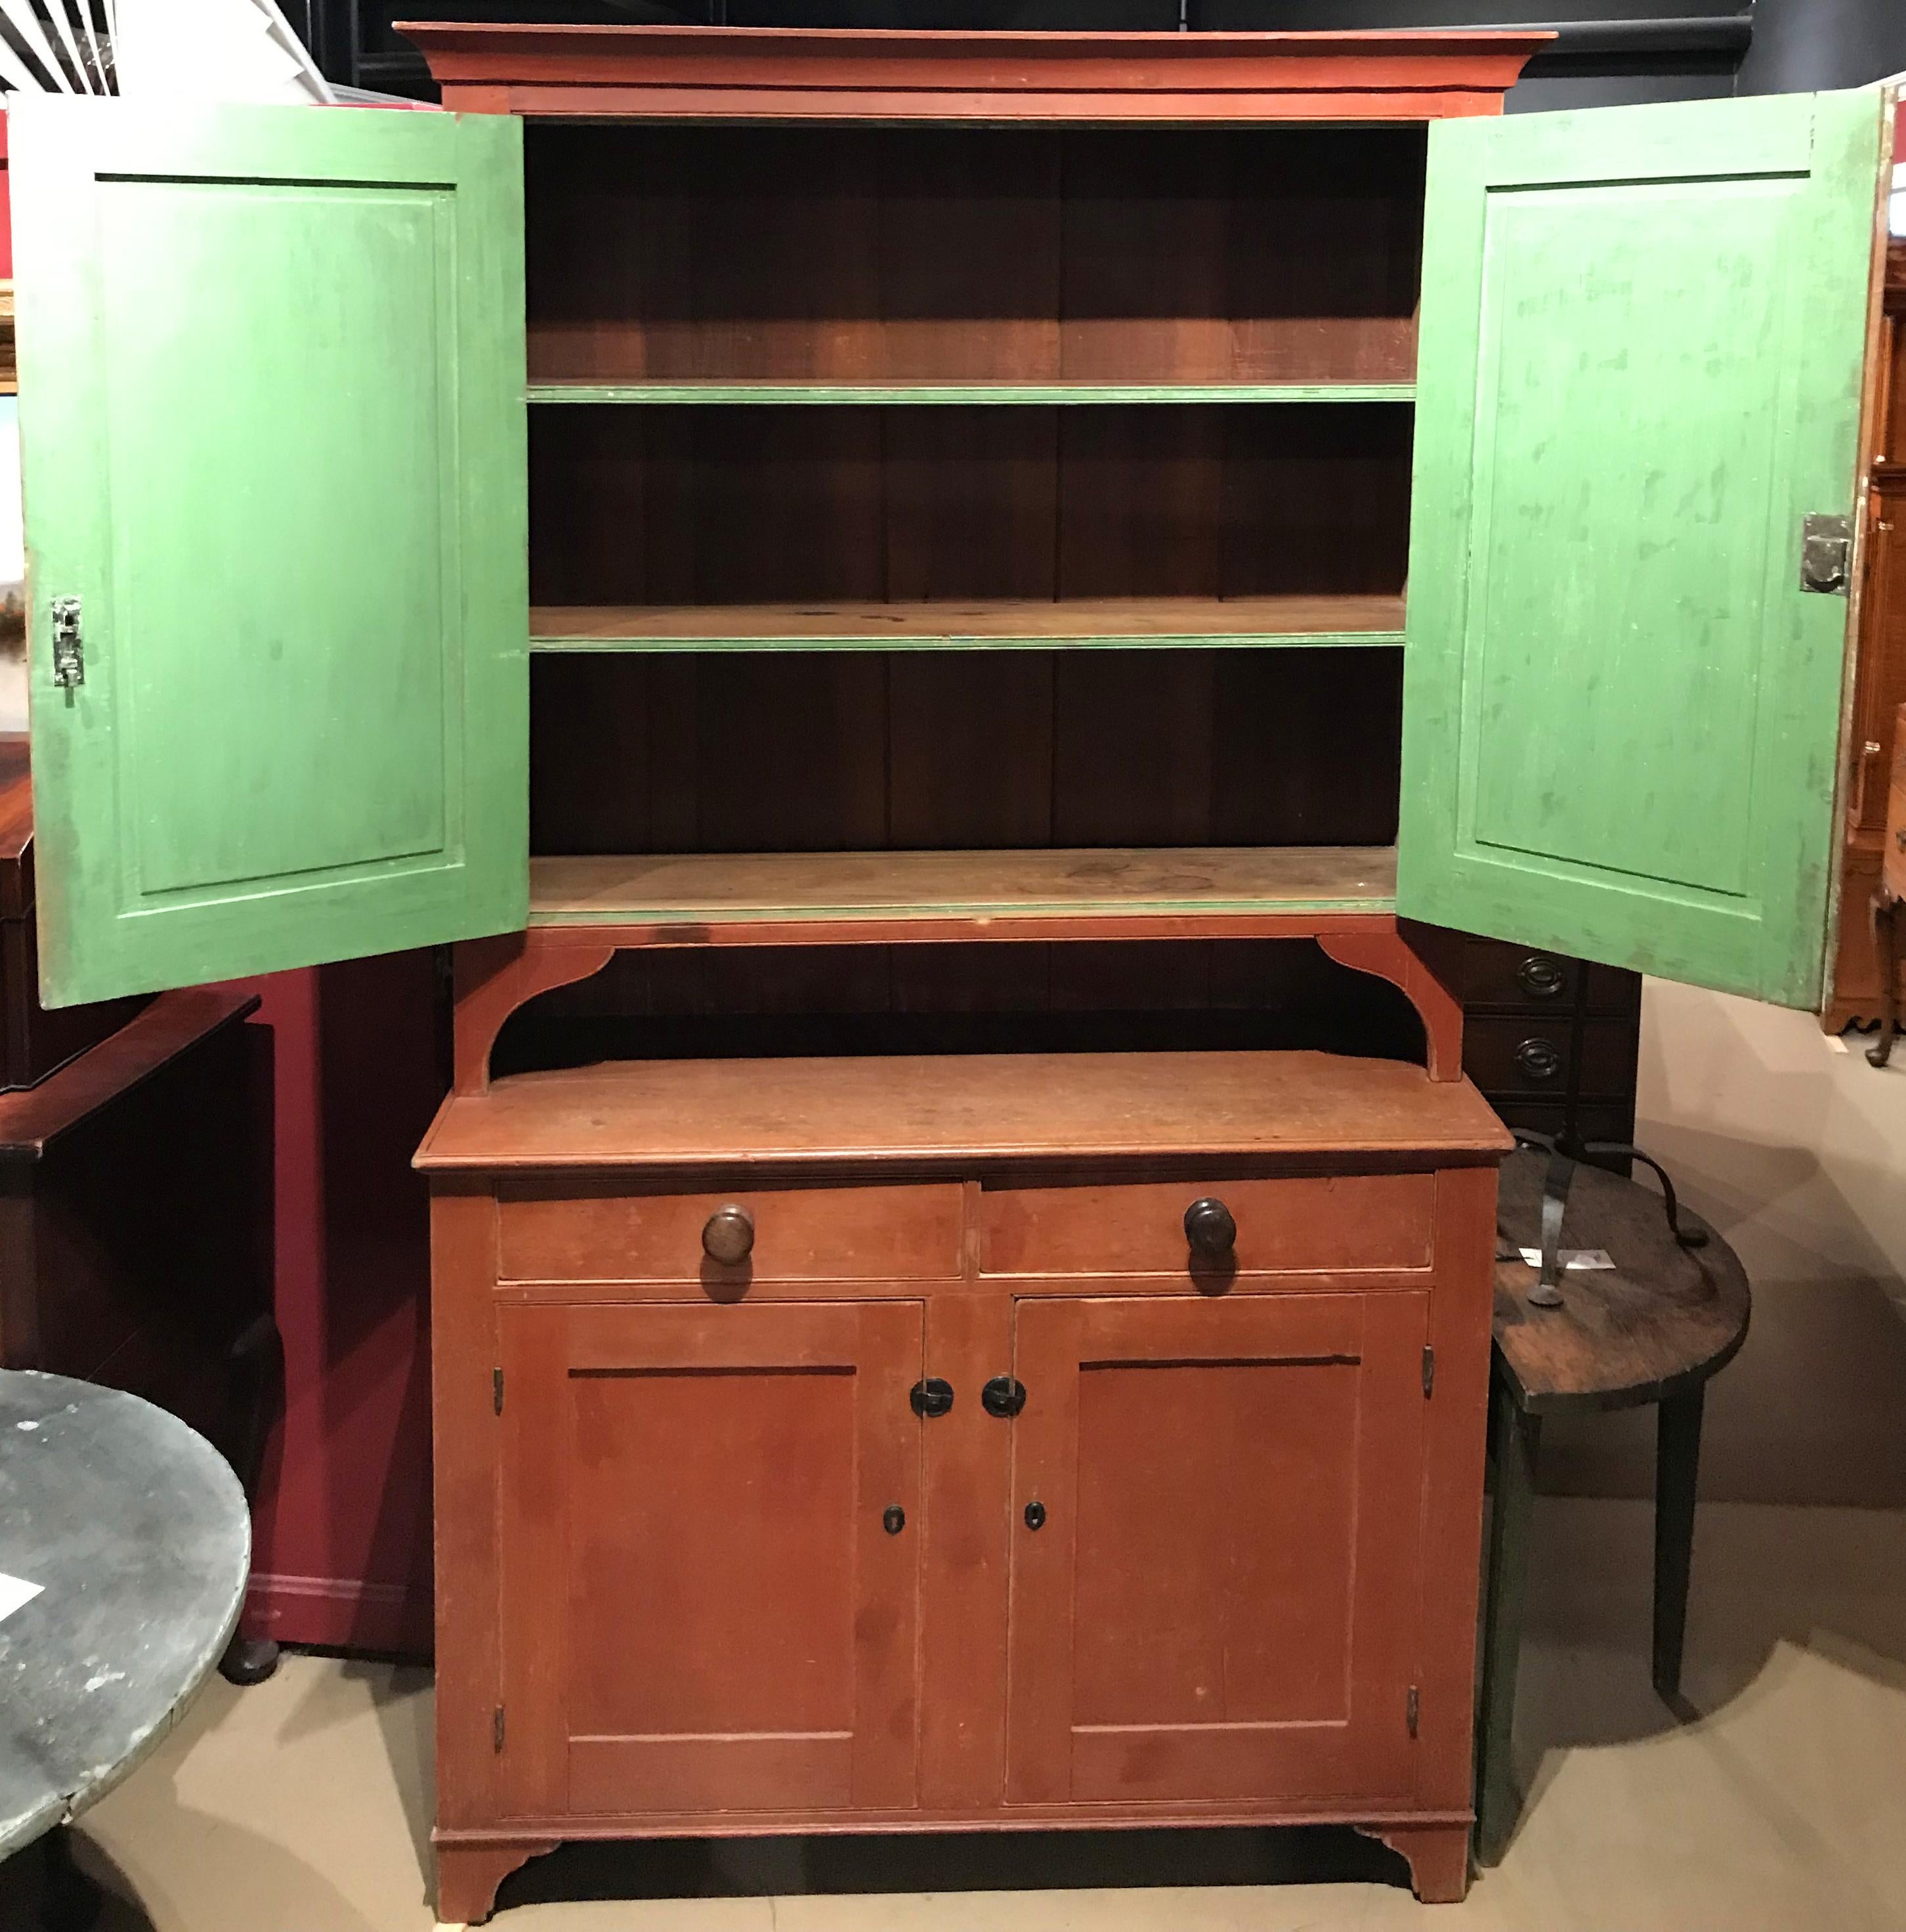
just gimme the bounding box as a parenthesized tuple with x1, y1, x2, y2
(12, 100, 526, 1006)
(1398, 90, 1885, 1008)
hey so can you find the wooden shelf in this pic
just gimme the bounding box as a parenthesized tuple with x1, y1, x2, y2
(528, 381, 1416, 406)
(531, 596, 1407, 653)
(417, 1047, 1508, 1174)
(529, 846, 1398, 934)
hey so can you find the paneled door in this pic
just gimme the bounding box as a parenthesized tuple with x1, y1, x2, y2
(9, 99, 528, 1006)
(1005, 1293, 1429, 1807)
(498, 1300, 923, 1818)
(1399, 88, 1886, 1008)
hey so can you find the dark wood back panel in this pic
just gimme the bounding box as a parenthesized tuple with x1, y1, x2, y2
(528, 404, 1413, 609)
(488, 939, 1426, 1077)
(530, 647, 1403, 856)
(524, 123, 1427, 387)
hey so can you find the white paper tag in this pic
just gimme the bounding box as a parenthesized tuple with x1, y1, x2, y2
(1518, 1247, 1616, 1272)
(0, 1572, 43, 1623)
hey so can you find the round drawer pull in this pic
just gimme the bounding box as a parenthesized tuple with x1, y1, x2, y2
(702, 1203, 755, 1265)
(1184, 1197, 1237, 1256)
(1514, 1037, 1563, 1083)
(1516, 953, 1567, 999)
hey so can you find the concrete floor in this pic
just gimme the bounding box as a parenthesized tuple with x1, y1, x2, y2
(8, 1494, 1904, 1932)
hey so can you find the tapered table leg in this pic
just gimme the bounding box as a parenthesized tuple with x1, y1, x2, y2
(1653, 1383, 1705, 1704)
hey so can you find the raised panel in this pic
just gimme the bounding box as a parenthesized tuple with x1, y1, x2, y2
(1070, 1357, 1357, 1728)
(11, 100, 528, 1004)
(1005, 1293, 1428, 1807)
(1399, 90, 1886, 1007)
(105, 179, 451, 893)
(499, 1300, 922, 1818)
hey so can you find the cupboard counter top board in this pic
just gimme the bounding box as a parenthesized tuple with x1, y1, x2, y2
(414, 1049, 1513, 1173)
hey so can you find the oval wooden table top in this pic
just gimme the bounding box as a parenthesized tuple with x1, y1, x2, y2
(1492, 1150, 1750, 1415)
(0, 1371, 249, 1858)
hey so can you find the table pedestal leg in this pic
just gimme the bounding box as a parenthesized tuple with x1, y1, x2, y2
(218, 1312, 285, 1688)
(1653, 1383, 1705, 1706)
(1474, 1373, 1541, 1867)
(41, 1828, 106, 1932)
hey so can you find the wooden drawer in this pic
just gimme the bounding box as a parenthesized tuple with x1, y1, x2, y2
(1463, 1016, 1638, 1101)
(498, 1180, 965, 1283)
(979, 1172, 1435, 1277)
(1460, 938, 1580, 1012)
(1459, 937, 1640, 1019)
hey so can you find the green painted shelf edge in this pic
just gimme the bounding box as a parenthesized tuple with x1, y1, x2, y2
(525, 381, 1418, 406)
(530, 630, 1408, 654)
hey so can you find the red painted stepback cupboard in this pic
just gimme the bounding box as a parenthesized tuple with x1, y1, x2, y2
(2, 26, 1901, 1922)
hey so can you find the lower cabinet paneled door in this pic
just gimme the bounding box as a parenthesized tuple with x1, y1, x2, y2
(1006, 1293, 1430, 1807)
(496, 1300, 925, 1818)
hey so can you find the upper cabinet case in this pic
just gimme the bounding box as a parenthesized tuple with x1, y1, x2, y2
(1399, 89, 1888, 1009)
(10, 100, 528, 1007)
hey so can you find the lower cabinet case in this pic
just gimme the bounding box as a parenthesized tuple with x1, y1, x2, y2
(416, 1053, 1510, 1925)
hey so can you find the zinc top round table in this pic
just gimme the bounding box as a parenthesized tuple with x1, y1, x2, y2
(0, 1370, 249, 1864)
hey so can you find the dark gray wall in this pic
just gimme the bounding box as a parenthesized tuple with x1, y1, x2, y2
(336, 1, 1756, 105)
(1738, 0, 1906, 93)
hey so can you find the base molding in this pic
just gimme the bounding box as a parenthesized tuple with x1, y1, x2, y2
(1356, 1819, 1473, 1903)
(244, 1570, 430, 1657)
(434, 1809, 1475, 1918)
(434, 1837, 559, 1927)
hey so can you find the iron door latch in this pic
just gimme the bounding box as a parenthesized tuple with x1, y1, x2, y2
(1800, 515, 1852, 595)
(51, 597, 83, 688)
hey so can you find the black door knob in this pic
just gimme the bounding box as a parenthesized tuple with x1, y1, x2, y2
(702, 1203, 755, 1264)
(883, 1505, 905, 1535)
(981, 1375, 1027, 1418)
(909, 1377, 954, 1419)
(1024, 1501, 1047, 1531)
(1184, 1197, 1237, 1256)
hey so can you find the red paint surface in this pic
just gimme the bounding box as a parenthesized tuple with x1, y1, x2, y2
(237, 957, 440, 1656)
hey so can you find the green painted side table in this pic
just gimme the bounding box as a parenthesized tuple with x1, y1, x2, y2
(1473, 1149, 1751, 1867)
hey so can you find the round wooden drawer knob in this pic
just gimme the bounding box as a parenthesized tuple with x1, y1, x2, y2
(702, 1203, 755, 1265)
(1183, 1197, 1237, 1256)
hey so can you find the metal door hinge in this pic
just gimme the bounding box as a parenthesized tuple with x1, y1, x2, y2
(1801, 514, 1853, 595)
(493, 1705, 505, 1752)
(1422, 1346, 1434, 1398)
(1407, 1685, 1420, 1738)
(492, 1367, 503, 1415)
(51, 597, 83, 689)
